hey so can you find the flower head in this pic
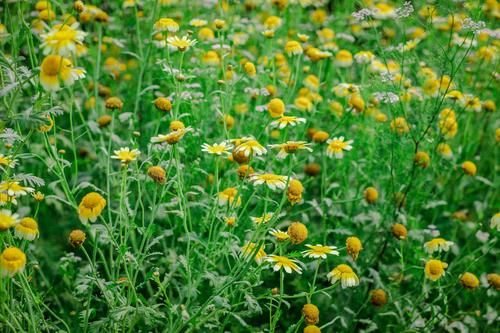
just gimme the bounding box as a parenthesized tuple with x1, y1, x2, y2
(0, 247, 26, 277)
(40, 23, 87, 56)
(0, 181, 34, 197)
(424, 238, 453, 254)
(266, 255, 303, 274)
(14, 217, 39, 241)
(250, 173, 287, 191)
(202, 142, 232, 156)
(40, 55, 86, 92)
(269, 141, 312, 159)
(167, 35, 197, 52)
(111, 147, 140, 165)
(78, 192, 106, 223)
(326, 136, 353, 158)
(424, 259, 447, 281)
(241, 242, 266, 264)
(302, 244, 339, 259)
(0, 210, 19, 231)
(327, 264, 359, 288)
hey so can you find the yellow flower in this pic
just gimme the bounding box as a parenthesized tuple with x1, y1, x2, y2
(425, 259, 447, 281)
(111, 147, 140, 164)
(0, 181, 34, 197)
(151, 127, 192, 145)
(167, 36, 197, 52)
(69, 229, 86, 247)
(250, 173, 287, 191)
(287, 179, 304, 205)
(304, 325, 321, 333)
(302, 303, 320, 325)
(0, 210, 19, 231)
(78, 192, 106, 223)
(269, 228, 289, 241)
(241, 242, 266, 264)
(288, 222, 308, 244)
(233, 138, 267, 157)
(0, 193, 17, 207)
(0, 247, 26, 277)
(327, 264, 359, 288)
(390, 117, 410, 135)
(414, 151, 431, 168)
(154, 97, 172, 112)
(154, 18, 179, 32)
(364, 187, 378, 204)
(39, 55, 86, 92)
(147, 166, 167, 184)
(284, 40, 303, 56)
(14, 217, 39, 241)
(40, 23, 87, 56)
(269, 141, 313, 159)
(461, 161, 477, 176)
(460, 272, 480, 289)
(270, 116, 306, 129)
(302, 244, 339, 259)
(201, 142, 233, 156)
(326, 136, 353, 159)
(218, 187, 241, 207)
(0, 154, 16, 168)
(424, 238, 453, 254)
(266, 255, 303, 274)
(437, 143, 453, 159)
(346, 236, 363, 260)
(370, 289, 388, 307)
(334, 50, 353, 67)
(251, 213, 274, 225)
(391, 223, 408, 240)
(268, 98, 286, 118)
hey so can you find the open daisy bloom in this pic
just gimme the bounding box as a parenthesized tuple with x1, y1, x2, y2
(241, 242, 266, 264)
(111, 147, 140, 165)
(39, 55, 86, 92)
(0, 209, 19, 231)
(167, 35, 197, 52)
(218, 187, 241, 207)
(201, 142, 233, 155)
(268, 141, 313, 159)
(270, 116, 306, 129)
(233, 138, 267, 157)
(424, 238, 453, 254)
(0, 154, 17, 169)
(14, 217, 39, 241)
(424, 259, 448, 281)
(327, 264, 359, 288)
(40, 23, 87, 56)
(326, 136, 353, 159)
(266, 255, 303, 274)
(0, 181, 34, 197)
(151, 127, 192, 145)
(269, 229, 289, 241)
(250, 173, 288, 191)
(78, 192, 107, 223)
(251, 212, 274, 225)
(302, 244, 339, 259)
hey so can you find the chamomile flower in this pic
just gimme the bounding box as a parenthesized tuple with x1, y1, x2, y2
(266, 255, 303, 274)
(424, 259, 447, 281)
(111, 147, 140, 164)
(0, 154, 16, 169)
(233, 139, 267, 157)
(154, 18, 179, 32)
(268, 141, 313, 159)
(270, 116, 307, 129)
(151, 127, 192, 145)
(0, 247, 26, 277)
(167, 36, 197, 52)
(14, 217, 39, 241)
(251, 213, 274, 225)
(250, 173, 288, 191)
(327, 264, 359, 288)
(0, 194, 17, 207)
(78, 192, 106, 223)
(0, 181, 34, 197)
(302, 244, 339, 259)
(269, 229, 289, 241)
(39, 55, 86, 92)
(326, 136, 353, 158)
(0, 210, 19, 231)
(424, 238, 454, 254)
(201, 142, 232, 155)
(218, 187, 241, 207)
(241, 242, 266, 264)
(40, 23, 87, 56)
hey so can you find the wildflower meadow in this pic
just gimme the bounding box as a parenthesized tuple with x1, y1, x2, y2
(0, 0, 499, 332)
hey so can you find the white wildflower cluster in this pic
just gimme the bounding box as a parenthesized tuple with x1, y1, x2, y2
(380, 71, 395, 83)
(477, 28, 500, 39)
(352, 8, 373, 22)
(462, 18, 487, 33)
(373, 91, 399, 104)
(395, 1, 414, 19)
